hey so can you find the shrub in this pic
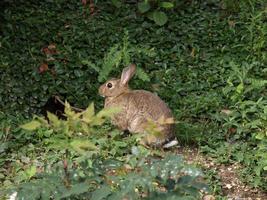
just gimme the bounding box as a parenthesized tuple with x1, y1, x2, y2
(2, 103, 207, 199)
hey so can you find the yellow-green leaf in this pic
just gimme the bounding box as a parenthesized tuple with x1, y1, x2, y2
(64, 101, 75, 117)
(47, 112, 61, 128)
(236, 82, 244, 94)
(25, 165, 37, 179)
(20, 120, 41, 131)
(158, 116, 175, 124)
(96, 107, 121, 118)
(70, 111, 83, 120)
(70, 139, 97, 154)
(255, 132, 265, 140)
(34, 115, 49, 125)
(81, 123, 90, 133)
(82, 103, 95, 123)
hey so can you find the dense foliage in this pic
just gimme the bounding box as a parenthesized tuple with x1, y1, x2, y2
(0, 0, 267, 199)
(2, 104, 205, 199)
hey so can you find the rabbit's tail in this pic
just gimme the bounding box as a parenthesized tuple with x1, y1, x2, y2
(163, 138, 178, 149)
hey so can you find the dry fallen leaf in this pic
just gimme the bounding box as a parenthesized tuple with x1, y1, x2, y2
(190, 47, 195, 57)
(41, 43, 57, 55)
(203, 195, 215, 200)
(221, 109, 232, 115)
(48, 43, 56, 50)
(228, 20, 236, 28)
(89, 0, 95, 15)
(38, 63, 49, 74)
(81, 0, 87, 6)
(228, 127, 236, 134)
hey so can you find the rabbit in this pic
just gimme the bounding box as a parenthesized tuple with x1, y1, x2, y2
(99, 64, 177, 148)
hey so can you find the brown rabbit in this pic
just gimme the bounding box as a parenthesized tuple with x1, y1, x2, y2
(99, 64, 177, 148)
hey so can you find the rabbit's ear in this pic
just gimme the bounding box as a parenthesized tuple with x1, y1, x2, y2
(120, 64, 136, 85)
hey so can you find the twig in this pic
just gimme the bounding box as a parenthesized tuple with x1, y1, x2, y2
(53, 95, 84, 112)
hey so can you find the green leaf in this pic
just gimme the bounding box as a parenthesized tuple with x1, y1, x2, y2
(153, 11, 168, 26)
(81, 60, 99, 72)
(59, 183, 90, 198)
(136, 67, 150, 82)
(25, 166, 37, 179)
(138, 1, 151, 13)
(236, 82, 244, 94)
(160, 2, 174, 9)
(20, 120, 41, 131)
(91, 185, 111, 200)
(255, 132, 265, 140)
(146, 11, 154, 21)
(111, 0, 122, 8)
(98, 44, 121, 82)
(0, 142, 9, 153)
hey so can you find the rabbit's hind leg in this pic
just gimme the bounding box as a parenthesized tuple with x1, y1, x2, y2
(127, 116, 146, 134)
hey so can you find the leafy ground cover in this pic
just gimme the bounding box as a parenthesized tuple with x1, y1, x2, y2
(1, 0, 267, 199)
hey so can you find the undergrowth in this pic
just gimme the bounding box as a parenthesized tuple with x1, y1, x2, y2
(2, 103, 207, 199)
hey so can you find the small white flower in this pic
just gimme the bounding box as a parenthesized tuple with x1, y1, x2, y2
(8, 191, 17, 200)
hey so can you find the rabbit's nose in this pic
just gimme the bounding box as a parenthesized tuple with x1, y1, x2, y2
(98, 86, 105, 97)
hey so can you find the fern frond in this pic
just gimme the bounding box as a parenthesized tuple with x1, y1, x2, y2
(98, 44, 122, 82)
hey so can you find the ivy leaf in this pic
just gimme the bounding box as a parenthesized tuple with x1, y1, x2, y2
(159, 2, 174, 9)
(91, 185, 111, 200)
(146, 11, 154, 21)
(153, 11, 168, 26)
(20, 120, 41, 131)
(59, 183, 90, 198)
(111, 0, 122, 8)
(138, 1, 151, 13)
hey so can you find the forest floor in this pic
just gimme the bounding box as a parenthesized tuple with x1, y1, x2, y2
(176, 147, 267, 200)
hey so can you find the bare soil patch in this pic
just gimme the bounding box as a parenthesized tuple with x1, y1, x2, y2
(174, 146, 267, 200)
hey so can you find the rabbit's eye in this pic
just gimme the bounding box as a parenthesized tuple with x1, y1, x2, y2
(107, 83, 113, 88)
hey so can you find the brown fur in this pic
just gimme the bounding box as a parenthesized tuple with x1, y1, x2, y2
(99, 64, 175, 147)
